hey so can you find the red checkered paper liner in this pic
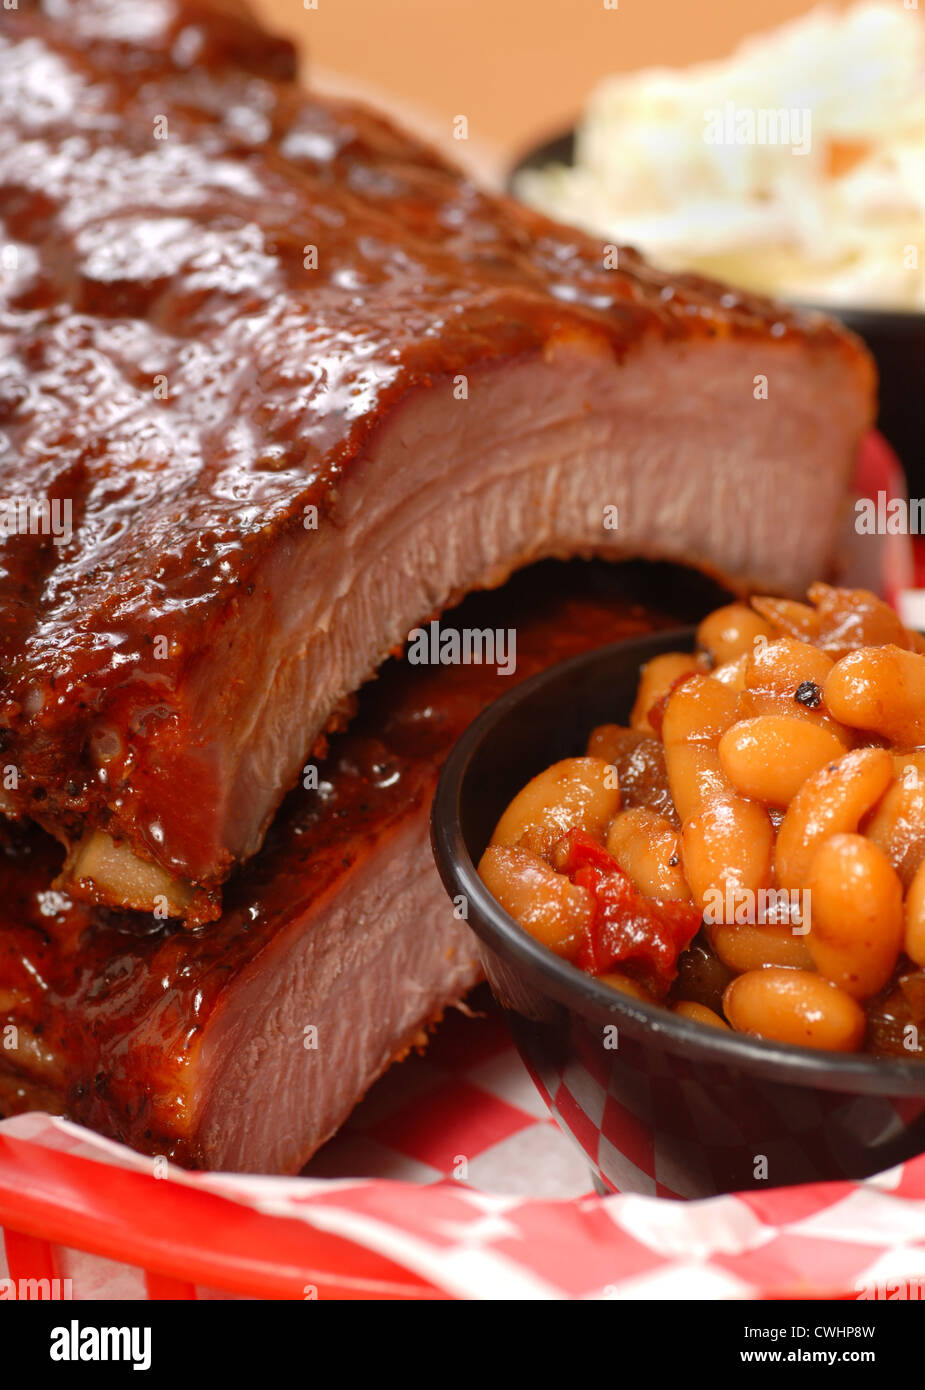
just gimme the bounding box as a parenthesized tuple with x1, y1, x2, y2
(4, 995, 925, 1302)
(1, 433, 922, 1301)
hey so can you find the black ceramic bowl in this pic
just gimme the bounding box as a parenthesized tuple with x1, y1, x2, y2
(431, 629, 925, 1199)
(511, 129, 925, 493)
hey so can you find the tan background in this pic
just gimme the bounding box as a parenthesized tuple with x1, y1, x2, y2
(254, 0, 854, 160)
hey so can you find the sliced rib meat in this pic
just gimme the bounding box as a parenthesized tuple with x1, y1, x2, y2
(0, 1, 876, 919)
(0, 566, 677, 1172)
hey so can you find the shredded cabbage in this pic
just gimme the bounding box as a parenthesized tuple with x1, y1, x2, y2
(514, 3, 925, 310)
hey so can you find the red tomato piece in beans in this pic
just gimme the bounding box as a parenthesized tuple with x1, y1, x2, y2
(555, 830, 702, 996)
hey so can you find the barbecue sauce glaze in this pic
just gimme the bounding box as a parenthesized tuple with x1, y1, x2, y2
(0, 575, 671, 1162)
(0, 0, 864, 896)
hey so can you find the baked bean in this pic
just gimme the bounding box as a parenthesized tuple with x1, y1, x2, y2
(892, 750, 925, 773)
(739, 637, 849, 742)
(718, 715, 848, 806)
(606, 807, 690, 900)
(825, 646, 925, 745)
(743, 634, 834, 690)
(751, 596, 822, 643)
(478, 845, 592, 958)
(672, 1000, 729, 1028)
(774, 747, 894, 889)
(696, 604, 775, 666)
(662, 675, 739, 745)
(490, 756, 620, 857)
(805, 834, 904, 999)
(681, 793, 774, 912)
(662, 676, 739, 821)
(711, 655, 748, 691)
(863, 751, 925, 888)
(586, 724, 631, 763)
(807, 582, 919, 658)
(723, 968, 866, 1051)
(905, 859, 925, 968)
(630, 653, 702, 730)
(599, 971, 656, 1002)
(663, 743, 728, 824)
(710, 921, 814, 973)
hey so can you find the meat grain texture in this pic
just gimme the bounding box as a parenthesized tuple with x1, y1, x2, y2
(0, 0, 875, 918)
(0, 1, 877, 1172)
(0, 580, 670, 1171)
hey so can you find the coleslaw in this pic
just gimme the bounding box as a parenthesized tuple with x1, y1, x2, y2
(514, 3, 925, 311)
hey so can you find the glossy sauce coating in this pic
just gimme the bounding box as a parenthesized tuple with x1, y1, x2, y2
(0, 567, 671, 1162)
(0, 0, 864, 887)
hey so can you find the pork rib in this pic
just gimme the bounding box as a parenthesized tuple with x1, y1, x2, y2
(0, 0, 876, 918)
(0, 568, 676, 1172)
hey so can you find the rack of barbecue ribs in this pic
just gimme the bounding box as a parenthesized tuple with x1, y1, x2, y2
(2, 568, 688, 1172)
(0, 0, 875, 1170)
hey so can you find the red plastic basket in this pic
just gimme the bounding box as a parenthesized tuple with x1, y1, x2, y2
(0, 433, 920, 1302)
